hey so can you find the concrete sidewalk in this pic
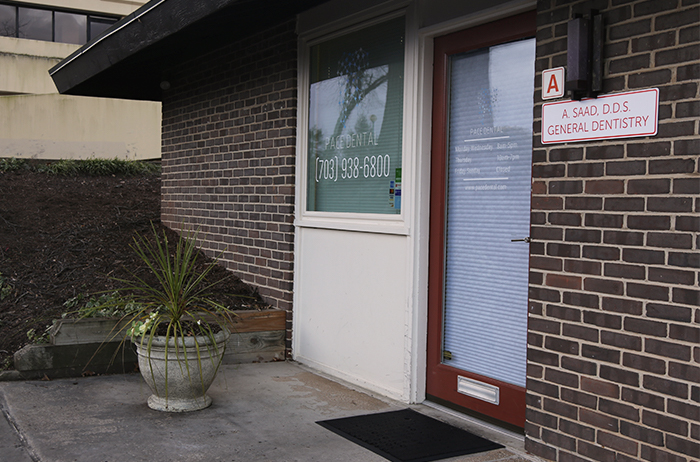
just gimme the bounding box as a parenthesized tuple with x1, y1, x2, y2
(0, 361, 536, 462)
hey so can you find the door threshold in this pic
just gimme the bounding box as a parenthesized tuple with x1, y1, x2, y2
(417, 398, 534, 459)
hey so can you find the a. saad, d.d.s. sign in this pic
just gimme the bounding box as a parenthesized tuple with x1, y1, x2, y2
(542, 88, 658, 144)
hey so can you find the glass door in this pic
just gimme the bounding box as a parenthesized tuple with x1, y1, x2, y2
(427, 11, 536, 428)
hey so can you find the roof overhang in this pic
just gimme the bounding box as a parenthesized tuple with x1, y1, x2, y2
(50, 0, 329, 101)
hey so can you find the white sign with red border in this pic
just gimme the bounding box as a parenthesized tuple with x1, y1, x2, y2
(542, 67, 565, 100)
(542, 88, 659, 144)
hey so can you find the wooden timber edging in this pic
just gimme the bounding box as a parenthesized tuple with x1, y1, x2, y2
(5, 309, 286, 381)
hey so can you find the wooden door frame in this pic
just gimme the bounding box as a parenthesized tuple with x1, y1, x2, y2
(426, 10, 536, 428)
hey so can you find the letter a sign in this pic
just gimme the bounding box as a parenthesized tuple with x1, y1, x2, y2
(542, 67, 565, 100)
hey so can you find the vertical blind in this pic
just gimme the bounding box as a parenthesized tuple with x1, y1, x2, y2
(442, 38, 536, 388)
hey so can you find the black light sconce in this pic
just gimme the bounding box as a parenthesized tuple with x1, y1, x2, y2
(567, 11, 604, 100)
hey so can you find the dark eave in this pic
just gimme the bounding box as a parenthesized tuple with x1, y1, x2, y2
(50, 0, 328, 101)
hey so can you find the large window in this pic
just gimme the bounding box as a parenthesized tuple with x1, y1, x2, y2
(0, 3, 118, 45)
(306, 17, 405, 214)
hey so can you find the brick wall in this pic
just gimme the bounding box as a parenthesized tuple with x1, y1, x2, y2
(160, 19, 298, 353)
(527, 1, 698, 461)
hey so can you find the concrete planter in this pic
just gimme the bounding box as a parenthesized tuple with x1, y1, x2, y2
(6, 309, 286, 381)
(135, 329, 229, 412)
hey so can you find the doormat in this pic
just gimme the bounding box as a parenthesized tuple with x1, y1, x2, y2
(317, 408, 504, 462)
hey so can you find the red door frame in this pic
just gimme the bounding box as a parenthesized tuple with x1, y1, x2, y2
(426, 10, 536, 429)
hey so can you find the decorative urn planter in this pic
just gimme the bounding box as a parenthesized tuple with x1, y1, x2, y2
(134, 329, 229, 412)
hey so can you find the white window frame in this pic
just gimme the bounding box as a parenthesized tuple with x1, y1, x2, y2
(296, 5, 414, 236)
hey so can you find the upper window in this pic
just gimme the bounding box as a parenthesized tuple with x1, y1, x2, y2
(306, 17, 405, 215)
(0, 3, 118, 45)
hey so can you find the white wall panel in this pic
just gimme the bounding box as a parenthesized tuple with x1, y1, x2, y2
(294, 227, 408, 400)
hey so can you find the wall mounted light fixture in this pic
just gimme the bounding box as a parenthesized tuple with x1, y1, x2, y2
(566, 11, 604, 100)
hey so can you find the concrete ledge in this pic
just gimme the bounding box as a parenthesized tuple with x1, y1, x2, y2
(4, 310, 286, 381)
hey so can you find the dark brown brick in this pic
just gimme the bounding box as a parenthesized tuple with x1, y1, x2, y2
(524, 438, 557, 461)
(622, 387, 665, 411)
(649, 267, 695, 286)
(561, 389, 598, 411)
(581, 377, 618, 399)
(545, 368, 579, 388)
(657, 196, 696, 215)
(646, 303, 693, 322)
(533, 163, 566, 178)
(623, 352, 666, 374)
(677, 100, 700, 118)
(668, 251, 700, 268)
(600, 365, 639, 386)
(669, 362, 700, 383)
(624, 317, 667, 337)
(673, 287, 700, 306)
(667, 398, 700, 421)
(604, 230, 645, 245)
(564, 291, 599, 308)
(541, 428, 577, 452)
(585, 213, 623, 228)
(647, 232, 693, 249)
(673, 179, 700, 195)
(549, 212, 581, 226)
(627, 178, 670, 194)
(529, 348, 560, 367)
(606, 160, 646, 176)
(563, 323, 599, 343)
(565, 229, 600, 243)
(602, 297, 643, 315)
(658, 120, 697, 137)
(532, 226, 564, 241)
(528, 317, 561, 334)
(567, 163, 604, 178)
(666, 435, 700, 459)
(629, 69, 672, 88)
(566, 197, 604, 211)
(609, 19, 651, 40)
(604, 197, 645, 211)
(530, 286, 562, 303)
(526, 407, 558, 429)
(585, 180, 624, 194)
(604, 262, 645, 280)
(582, 344, 621, 363)
(547, 304, 581, 321)
(669, 324, 700, 343)
(646, 338, 691, 361)
(530, 256, 564, 271)
(640, 445, 687, 462)
(627, 142, 671, 158)
(559, 417, 596, 441)
(643, 409, 688, 436)
(634, 0, 680, 16)
(677, 62, 700, 81)
(564, 259, 601, 275)
(622, 249, 666, 265)
(657, 6, 700, 30)
(582, 245, 620, 261)
(628, 283, 669, 301)
(545, 336, 579, 355)
(627, 215, 671, 230)
(584, 278, 623, 296)
(586, 145, 624, 160)
(547, 243, 580, 258)
(602, 331, 642, 351)
(620, 421, 663, 446)
(597, 431, 638, 456)
(561, 355, 597, 375)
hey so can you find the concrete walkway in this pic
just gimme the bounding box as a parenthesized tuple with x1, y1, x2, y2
(0, 361, 537, 462)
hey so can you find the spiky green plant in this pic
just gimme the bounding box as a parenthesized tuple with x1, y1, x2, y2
(86, 224, 237, 400)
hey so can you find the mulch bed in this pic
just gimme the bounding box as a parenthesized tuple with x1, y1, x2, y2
(0, 170, 266, 370)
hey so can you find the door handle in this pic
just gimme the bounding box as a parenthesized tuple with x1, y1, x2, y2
(511, 237, 531, 243)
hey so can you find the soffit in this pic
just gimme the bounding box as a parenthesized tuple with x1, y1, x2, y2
(49, 0, 329, 101)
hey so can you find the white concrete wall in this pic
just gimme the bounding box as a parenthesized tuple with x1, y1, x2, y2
(0, 1, 159, 160)
(0, 37, 78, 94)
(0, 94, 161, 160)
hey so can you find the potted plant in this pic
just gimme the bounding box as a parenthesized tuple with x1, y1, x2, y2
(85, 225, 237, 412)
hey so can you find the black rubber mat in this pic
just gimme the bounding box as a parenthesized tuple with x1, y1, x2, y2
(317, 408, 504, 462)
